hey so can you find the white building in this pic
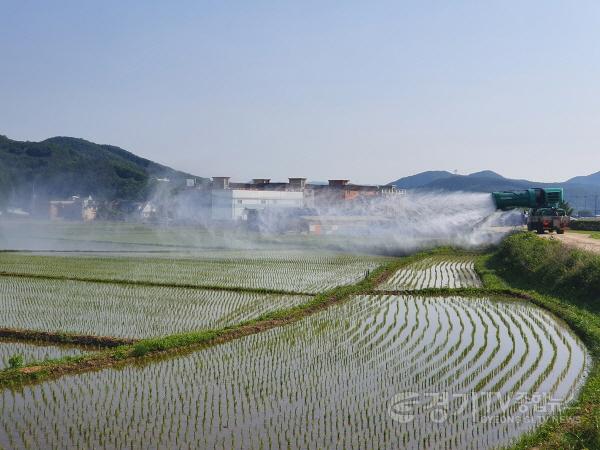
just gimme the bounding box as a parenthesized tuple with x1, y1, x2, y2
(140, 202, 157, 220)
(211, 188, 304, 221)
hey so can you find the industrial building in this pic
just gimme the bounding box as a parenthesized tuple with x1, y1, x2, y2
(211, 189, 304, 221)
(203, 176, 403, 232)
(209, 177, 307, 221)
(45, 177, 402, 229)
(310, 179, 399, 211)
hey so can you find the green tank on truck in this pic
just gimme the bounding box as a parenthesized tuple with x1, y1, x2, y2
(491, 188, 569, 234)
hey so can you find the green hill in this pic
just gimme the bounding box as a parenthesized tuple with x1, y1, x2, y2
(0, 135, 204, 209)
(387, 170, 454, 189)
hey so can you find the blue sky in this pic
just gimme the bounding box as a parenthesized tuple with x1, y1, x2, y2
(1, 1, 599, 183)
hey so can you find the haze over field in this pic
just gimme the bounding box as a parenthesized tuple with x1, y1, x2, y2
(0, 190, 518, 256)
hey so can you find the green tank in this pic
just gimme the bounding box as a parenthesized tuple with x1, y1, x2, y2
(492, 188, 563, 210)
(491, 188, 569, 234)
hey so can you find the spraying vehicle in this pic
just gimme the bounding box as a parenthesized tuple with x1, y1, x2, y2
(491, 188, 569, 234)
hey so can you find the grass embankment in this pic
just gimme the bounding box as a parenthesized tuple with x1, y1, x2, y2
(491, 232, 600, 310)
(477, 233, 600, 450)
(0, 249, 450, 388)
(0, 328, 134, 347)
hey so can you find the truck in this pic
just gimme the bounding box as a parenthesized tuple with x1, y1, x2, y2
(491, 188, 570, 234)
(526, 207, 569, 234)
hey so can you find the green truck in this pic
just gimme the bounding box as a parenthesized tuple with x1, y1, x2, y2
(492, 188, 569, 234)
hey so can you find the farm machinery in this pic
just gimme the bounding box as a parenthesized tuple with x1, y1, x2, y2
(492, 188, 570, 234)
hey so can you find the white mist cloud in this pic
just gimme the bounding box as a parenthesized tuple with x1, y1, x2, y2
(1, 189, 521, 256)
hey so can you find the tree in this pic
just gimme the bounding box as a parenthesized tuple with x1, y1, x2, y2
(558, 200, 574, 216)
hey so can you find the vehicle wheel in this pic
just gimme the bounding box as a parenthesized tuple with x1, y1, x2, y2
(536, 227, 545, 234)
(557, 229, 565, 234)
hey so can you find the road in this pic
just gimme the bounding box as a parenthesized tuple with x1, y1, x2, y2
(541, 231, 600, 254)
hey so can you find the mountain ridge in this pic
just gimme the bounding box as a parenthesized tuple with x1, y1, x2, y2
(389, 170, 600, 211)
(0, 135, 204, 209)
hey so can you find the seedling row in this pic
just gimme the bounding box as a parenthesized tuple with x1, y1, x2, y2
(0, 295, 587, 450)
(379, 258, 482, 291)
(0, 276, 310, 339)
(0, 339, 87, 370)
(0, 252, 385, 294)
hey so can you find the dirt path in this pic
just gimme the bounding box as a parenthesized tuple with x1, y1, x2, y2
(541, 231, 600, 254)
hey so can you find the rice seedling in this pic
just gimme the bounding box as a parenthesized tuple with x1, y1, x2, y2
(0, 276, 310, 339)
(378, 257, 482, 291)
(0, 295, 587, 450)
(0, 251, 387, 294)
(0, 340, 86, 370)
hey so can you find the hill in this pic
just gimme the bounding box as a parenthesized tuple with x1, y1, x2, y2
(390, 170, 533, 191)
(0, 135, 204, 209)
(388, 170, 454, 189)
(567, 171, 600, 186)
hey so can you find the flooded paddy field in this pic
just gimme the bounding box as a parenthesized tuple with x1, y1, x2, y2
(0, 220, 398, 255)
(0, 295, 588, 450)
(0, 251, 386, 294)
(0, 339, 89, 370)
(378, 256, 482, 291)
(0, 276, 310, 339)
(0, 223, 592, 449)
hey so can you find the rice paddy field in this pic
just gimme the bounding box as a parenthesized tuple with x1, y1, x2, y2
(378, 257, 482, 291)
(0, 295, 588, 449)
(0, 276, 309, 338)
(0, 220, 360, 253)
(0, 339, 87, 370)
(0, 252, 385, 294)
(0, 221, 244, 251)
(0, 222, 593, 449)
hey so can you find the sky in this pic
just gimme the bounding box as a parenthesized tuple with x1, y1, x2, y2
(1, 1, 599, 184)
